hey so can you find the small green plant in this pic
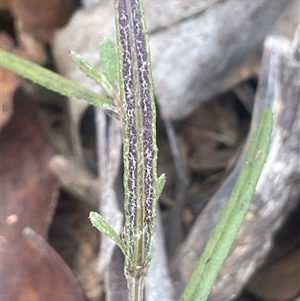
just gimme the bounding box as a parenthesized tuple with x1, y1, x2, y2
(0, 0, 273, 300)
(179, 107, 272, 301)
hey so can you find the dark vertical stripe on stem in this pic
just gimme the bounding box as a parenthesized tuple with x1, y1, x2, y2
(129, 0, 155, 259)
(118, 0, 138, 260)
(117, 0, 157, 277)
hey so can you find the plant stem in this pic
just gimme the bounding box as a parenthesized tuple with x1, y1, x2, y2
(113, 0, 164, 299)
(179, 108, 273, 301)
(114, 0, 158, 275)
(128, 276, 144, 301)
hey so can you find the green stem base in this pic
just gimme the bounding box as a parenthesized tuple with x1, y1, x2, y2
(128, 276, 144, 301)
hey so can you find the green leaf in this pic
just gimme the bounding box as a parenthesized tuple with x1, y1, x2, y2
(0, 49, 117, 114)
(89, 211, 126, 255)
(155, 174, 166, 201)
(179, 108, 273, 301)
(100, 39, 118, 89)
(69, 51, 115, 96)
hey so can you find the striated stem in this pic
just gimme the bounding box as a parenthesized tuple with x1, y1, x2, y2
(114, 0, 159, 279)
(128, 276, 145, 301)
(113, 0, 166, 300)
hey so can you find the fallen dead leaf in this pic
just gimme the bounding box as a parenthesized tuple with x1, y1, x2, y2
(23, 227, 86, 301)
(11, 0, 76, 42)
(0, 0, 11, 9)
(247, 247, 300, 301)
(1, 89, 85, 301)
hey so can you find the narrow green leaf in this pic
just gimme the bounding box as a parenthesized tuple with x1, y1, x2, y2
(100, 39, 118, 89)
(0, 49, 118, 114)
(180, 108, 273, 301)
(155, 174, 166, 201)
(69, 51, 115, 96)
(89, 211, 126, 255)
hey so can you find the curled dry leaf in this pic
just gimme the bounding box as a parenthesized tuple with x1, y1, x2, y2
(0, 90, 84, 301)
(23, 228, 86, 301)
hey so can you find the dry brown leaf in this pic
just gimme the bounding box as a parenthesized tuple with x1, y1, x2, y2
(1, 90, 85, 301)
(0, 0, 11, 9)
(23, 228, 86, 301)
(247, 248, 300, 301)
(11, 0, 76, 42)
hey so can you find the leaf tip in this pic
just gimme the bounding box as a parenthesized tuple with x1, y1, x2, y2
(89, 211, 97, 223)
